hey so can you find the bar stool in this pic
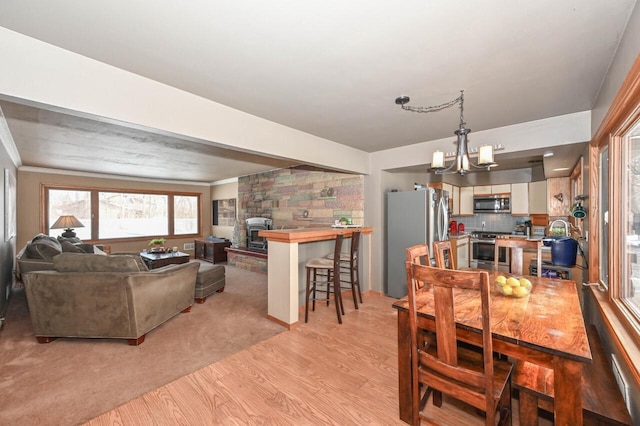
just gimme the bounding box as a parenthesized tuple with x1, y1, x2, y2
(305, 234, 345, 324)
(326, 231, 362, 309)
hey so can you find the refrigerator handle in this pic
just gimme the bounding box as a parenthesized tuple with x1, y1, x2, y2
(437, 195, 448, 241)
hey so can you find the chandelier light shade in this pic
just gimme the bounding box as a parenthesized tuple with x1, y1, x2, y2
(395, 90, 498, 175)
(431, 150, 445, 169)
(478, 144, 494, 165)
(51, 215, 85, 238)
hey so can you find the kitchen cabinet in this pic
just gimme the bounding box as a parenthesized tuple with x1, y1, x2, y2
(452, 235, 470, 269)
(451, 185, 460, 215)
(511, 182, 529, 215)
(459, 186, 474, 215)
(547, 177, 571, 217)
(491, 184, 511, 194)
(473, 184, 511, 195)
(528, 180, 547, 214)
(473, 185, 492, 195)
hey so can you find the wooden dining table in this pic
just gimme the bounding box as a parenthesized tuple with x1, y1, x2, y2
(393, 270, 592, 425)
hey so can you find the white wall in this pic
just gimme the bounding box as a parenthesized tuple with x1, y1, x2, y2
(591, 2, 640, 135)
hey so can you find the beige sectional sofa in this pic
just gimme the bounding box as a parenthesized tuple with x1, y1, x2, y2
(22, 253, 199, 345)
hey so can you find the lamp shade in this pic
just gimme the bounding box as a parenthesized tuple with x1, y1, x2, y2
(478, 144, 494, 165)
(51, 215, 85, 230)
(431, 151, 445, 169)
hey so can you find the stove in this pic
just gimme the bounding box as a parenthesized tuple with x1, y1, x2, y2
(470, 231, 511, 272)
(470, 231, 512, 242)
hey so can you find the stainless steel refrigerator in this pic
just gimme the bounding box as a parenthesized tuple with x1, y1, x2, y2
(385, 188, 449, 298)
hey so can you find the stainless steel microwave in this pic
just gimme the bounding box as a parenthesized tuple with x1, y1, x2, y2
(473, 195, 510, 213)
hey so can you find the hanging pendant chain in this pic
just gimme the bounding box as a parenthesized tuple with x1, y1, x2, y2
(401, 90, 466, 129)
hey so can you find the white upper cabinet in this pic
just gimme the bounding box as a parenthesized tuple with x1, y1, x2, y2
(459, 187, 474, 215)
(451, 185, 460, 215)
(473, 185, 492, 195)
(511, 182, 529, 215)
(528, 180, 547, 214)
(491, 184, 511, 194)
(474, 184, 511, 195)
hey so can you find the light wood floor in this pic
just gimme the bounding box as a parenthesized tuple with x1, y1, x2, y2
(85, 293, 530, 425)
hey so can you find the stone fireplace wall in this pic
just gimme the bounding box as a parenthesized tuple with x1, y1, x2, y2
(237, 166, 364, 246)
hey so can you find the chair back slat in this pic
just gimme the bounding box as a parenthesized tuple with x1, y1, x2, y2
(494, 238, 542, 277)
(406, 244, 430, 289)
(433, 240, 456, 270)
(406, 244, 430, 265)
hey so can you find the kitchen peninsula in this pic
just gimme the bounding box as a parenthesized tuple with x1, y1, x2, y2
(259, 226, 373, 327)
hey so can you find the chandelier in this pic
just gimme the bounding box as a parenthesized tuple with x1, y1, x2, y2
(395, 90, 498, 175)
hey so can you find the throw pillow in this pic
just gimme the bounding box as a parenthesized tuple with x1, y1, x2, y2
(54, 253, 143, 273)
(61, 241, 86, 253)
(57, 236, 83, 245)
(93, 246, 108, 255)
(25, 235, 63, 260)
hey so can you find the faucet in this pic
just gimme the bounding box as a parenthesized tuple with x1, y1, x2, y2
(549, 219, 570, 237)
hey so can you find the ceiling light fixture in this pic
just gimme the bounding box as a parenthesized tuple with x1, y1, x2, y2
(395, 90, 499, 175)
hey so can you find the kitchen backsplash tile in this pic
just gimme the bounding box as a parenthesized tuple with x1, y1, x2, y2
(454, 213, 526, 233)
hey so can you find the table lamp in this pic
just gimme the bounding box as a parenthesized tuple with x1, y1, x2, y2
(51, 215, 85, 238)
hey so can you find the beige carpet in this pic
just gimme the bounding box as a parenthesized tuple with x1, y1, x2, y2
(0, 264, 285, 426)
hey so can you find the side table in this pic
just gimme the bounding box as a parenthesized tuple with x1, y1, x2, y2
(195, 239, 232, 263)
(140, 251, 190, 269)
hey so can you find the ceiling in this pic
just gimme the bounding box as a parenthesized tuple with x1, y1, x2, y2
(0, 1, 636, 182)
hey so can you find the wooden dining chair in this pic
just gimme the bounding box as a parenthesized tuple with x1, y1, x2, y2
(494, 238, 542, 276)
(404, 263, 513, 426)
(406, 244, 431, 290)
(432, 240, 456, 270)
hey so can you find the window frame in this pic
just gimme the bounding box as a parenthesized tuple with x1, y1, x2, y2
(589, 54, 640, 383)
(42, 184, 201, 243)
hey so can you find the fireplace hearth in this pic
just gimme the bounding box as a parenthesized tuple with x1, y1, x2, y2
(246, 217, 273, 251)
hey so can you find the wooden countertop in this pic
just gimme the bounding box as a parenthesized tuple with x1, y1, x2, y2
(448, 233, 471, 239)
(259, 226, 373, 244)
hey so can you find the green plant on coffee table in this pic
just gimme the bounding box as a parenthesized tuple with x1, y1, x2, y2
(149, 238, 166, 247)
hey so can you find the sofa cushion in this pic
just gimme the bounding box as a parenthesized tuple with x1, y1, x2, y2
(25, 234, 63, 260)
(54, 253, 144, 273)
(61, 241, 86, 253)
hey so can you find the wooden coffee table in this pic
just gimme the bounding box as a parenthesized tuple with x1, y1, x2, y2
(140, 251, 190, 269)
